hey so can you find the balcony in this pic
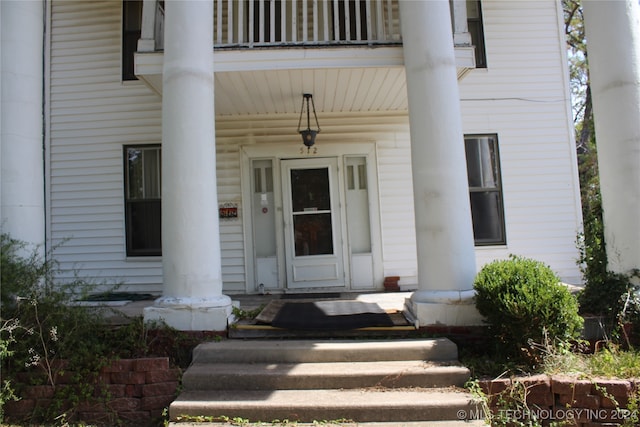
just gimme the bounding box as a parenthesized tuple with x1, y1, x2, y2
(134, 0, 477, 115)
(210, 0, 396, 49)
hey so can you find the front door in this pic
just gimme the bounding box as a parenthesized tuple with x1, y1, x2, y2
(281, 158, 345, 288)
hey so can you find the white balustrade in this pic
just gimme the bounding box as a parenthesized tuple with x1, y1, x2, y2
(144, 0, 469, 51)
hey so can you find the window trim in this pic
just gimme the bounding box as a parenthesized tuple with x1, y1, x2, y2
(467, 0, 487, 69)
(465, 133, 506, 246)
(123, 144, 162, 257)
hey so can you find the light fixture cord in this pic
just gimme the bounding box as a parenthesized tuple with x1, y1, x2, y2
(306, 96, 311, 131)
(297, 96, 305, 132)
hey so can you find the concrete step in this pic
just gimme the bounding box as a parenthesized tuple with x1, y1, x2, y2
(182, 361, 471, 390)
(191, 339, 459, 364)
(172, 339, 475, 424)
(170, 389, 482, 423)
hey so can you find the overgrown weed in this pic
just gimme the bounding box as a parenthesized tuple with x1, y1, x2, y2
(543, 344, 640, 379)
(0, 233, 201, 425)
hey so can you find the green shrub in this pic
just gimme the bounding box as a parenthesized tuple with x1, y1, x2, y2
(574, 147, 640, 342)
(579, 271, 636, 328)
(0, 233, 151, 423)
(474, 255, 583, 366)
(0, 234, 52, 305)
(577, 221, 639, 341)
(0, 233, 213, 426)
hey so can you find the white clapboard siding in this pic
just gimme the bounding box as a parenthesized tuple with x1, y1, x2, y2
(47, 2, 413, 293)
(460, 0, 582, 283)
(49, 1, 164, 293)
(47, 0, 583, 295)
(215, 112, 420, 288)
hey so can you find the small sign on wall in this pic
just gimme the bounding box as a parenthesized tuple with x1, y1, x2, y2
(219, 202, 238, 220)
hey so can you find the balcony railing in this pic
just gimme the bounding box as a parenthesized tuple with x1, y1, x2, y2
(139, 0, 471, 52)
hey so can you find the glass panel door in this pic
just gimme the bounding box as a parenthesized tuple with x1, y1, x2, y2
(290, 168, 334, 256)
(281, 158, 345, 288)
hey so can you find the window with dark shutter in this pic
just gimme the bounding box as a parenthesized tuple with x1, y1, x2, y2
(122, 0, 142, 81)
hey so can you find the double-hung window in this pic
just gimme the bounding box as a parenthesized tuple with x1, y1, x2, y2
(465, 134, 505, 245)
(124, 145, 162, 256)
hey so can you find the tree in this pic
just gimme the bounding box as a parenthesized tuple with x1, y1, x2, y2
(562, 0, 609, 316)
(564, 0, 592, 154)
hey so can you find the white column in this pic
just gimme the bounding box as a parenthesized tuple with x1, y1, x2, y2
(144, 0, 232, 331)
(452, 0, 472, 46)
(583, 0, 640, 277)
(399, 0, 481, 326)
(0, 0, 45, 255)
(137, 0, 157, 52)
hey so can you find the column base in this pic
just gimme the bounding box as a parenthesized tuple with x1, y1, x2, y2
(406, 290, 484, 327)
(143, 296, 233, 331)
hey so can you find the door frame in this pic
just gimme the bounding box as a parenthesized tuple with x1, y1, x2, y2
(240, 142, 383, 293)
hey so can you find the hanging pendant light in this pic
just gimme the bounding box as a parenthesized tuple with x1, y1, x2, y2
(297, 93, 321, 152)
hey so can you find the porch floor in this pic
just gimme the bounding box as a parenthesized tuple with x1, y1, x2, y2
(99, 291, 414, 326)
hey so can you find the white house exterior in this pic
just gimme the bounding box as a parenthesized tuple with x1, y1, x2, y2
(2, 0, 638, 331)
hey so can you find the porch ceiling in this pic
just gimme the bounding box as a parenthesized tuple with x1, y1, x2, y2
(135, 46, 475, 116)
(213, 67, 408, 116)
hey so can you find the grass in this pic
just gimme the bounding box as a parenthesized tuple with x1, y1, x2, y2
(464, 343, 640, 427)
(462, 341, 640, 382)
(543, 346, 640, 379)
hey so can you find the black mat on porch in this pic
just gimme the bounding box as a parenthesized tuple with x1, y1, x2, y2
(263, 300, 400, 330)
